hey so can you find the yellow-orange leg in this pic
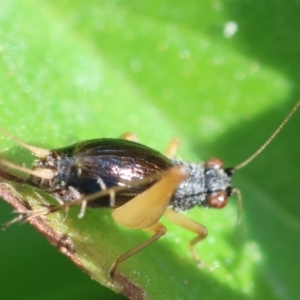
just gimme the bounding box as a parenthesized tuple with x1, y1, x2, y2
(110, 166, 189, 282)
(164, 208, 207, 264)
(164, 137, 180, 159)
(121, 132, 180, 159)
(119, 132, 138, 142)
(109, 222, 166, 283)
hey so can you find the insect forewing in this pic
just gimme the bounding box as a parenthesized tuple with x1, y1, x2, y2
(112, 166, 189, 229)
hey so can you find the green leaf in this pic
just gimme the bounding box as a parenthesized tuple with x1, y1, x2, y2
(0, 1, 300, 299)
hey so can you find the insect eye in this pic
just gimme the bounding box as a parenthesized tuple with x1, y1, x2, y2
(206, 191, 228, 208)
(204, 158, 224, 169)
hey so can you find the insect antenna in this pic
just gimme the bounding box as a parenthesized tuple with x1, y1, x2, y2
(225, 100, 300, 227)
(233, 100, 300, 171)
(0, 126, 49, 157)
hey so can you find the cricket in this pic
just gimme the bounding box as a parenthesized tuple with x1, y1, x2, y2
(0, 100, 299, 282)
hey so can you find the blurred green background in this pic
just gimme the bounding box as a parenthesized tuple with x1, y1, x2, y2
(0, 0, 300, 299)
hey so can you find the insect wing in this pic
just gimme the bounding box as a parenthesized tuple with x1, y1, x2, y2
(112, 166, 189, 229)
(68, 139, 172, 205)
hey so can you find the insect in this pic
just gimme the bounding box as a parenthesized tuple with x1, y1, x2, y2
(0, 100, 299, 283)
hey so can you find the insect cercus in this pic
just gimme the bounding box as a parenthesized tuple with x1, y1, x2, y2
(0, 100, 299, 282)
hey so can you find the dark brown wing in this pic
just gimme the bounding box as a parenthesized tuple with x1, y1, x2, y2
(55, 139, 172, 207)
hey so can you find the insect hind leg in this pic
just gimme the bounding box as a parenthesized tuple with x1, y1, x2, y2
(1, 204, 54, 230)
(1, 214, 28, 230)
(109, 222, 166, 284)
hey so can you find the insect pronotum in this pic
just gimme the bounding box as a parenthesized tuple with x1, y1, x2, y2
(0, 100, 299, 283)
